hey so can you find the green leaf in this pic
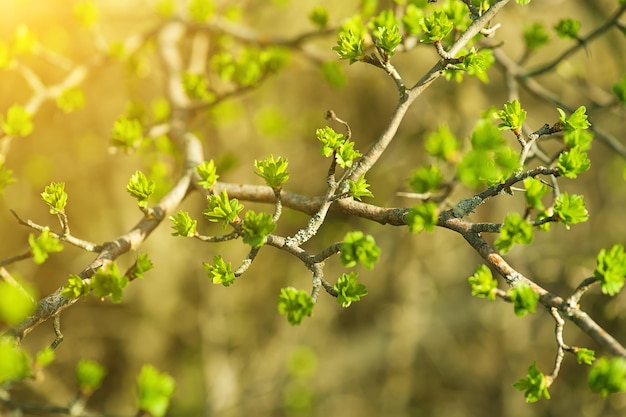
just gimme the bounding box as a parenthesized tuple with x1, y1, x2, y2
(0, 41, 13, 69)
(419, 10, 453, 43)
(467, 264, 497, 301)
(150, 97, 171, 122)
(462, 48, 495, 83)
(242, 210, 276, 248)
(554, 193, 588, 229)
(340, 231, 381, 270)
(187, 0, 214, 22)
(513, 362, 551, 402)
(495, 213, 534, 254)
(335, 140, 362, 168)
(13, 24, 37, 55)
(576, 348, 596, 366)
(409, 165, 442, 193)
(523, 22, 549, 52)
(56, 87, 86, 114)
(61, 274, 90, 299)
(111, 116, 143, 150)
(334, 272, 368, 307)
(557, 106, 591, 131)
(523, 177, 549, 211)
(76, 359, 106, 395)
(316, 126, 345, 157)
(203, 190, 244, 228)
(424, 125, 460, 163)
(349, 175, 374, 201)
(169, 211, 198, 237)
(35, 347, 55, 368)
(195, 160, 219, 189)
(613, 74, 626, 105)
(557, 147, 590, 179)
(406, 201, 438, 233)
(1, 105, 34, 137)
(320, 60, 347, 88)
(126, 171, 155, 208)
(0, 162, 16, 195)
(589, 357, 626, 397)
(278, 287, 314, 325)
(496, 99, 526, 134)
(402, 4, 425, 36)
(471, 117, 506, 150)
(28, 228, 63, 264)
(332, 16, 366, 63)
(128, 253, 153, 280)
(181, 72, 214, 102)
(554, 18, 580, 39)
(0, 337, 32, 384)
(203, 255, 236, 286)
(73, 0, 99, 29)
(137, 364, 175, 417)
(91, 262, 128, 303)
(254, 154, 289, 189)
(308, 5, 328, 30)
(0, 279, 36, 326)
(369, 9, 402, 55)
(41, 182, 68, 214)
(593, 244, 626, 296)
(509, 283, 539, 317)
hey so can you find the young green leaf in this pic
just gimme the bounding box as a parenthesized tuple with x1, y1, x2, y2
(320, 61, 347, 89)
(557, 106, 590, 131)
(554, 18, 581, 40)
(0, 162, 16, 195)
(195, 160, 219, 189)
(588, 357, 626, 397)
(181, 72, 214, 102)
(56, 87, 86, 114)
(513, 362, 551, 402)
(0, 337, 32, 384)
(419, 10, 453, 43)
(61, 274, 90, 299)
(407, 201, 438, 233)
(340, 231, 381, 270)
(496, 99, 526, 134)
(557, 147, 590, 179)
(169, 211, 198, 237)
(462, 48, 495, 83)
(41, 182, 68, 214)
(467, 264, 498, 301)
(0, 279, 36, 326)
(1, 105, 34, 137)
(402, 4, 425, 36)
(523, 22, 549, 52)
(203, 255, 236, 286)
(34, 347, 55, 369)
(203, 190, 244, 228)
(254, 154, 289, 189)
(613, 74, 626, 105)
(334, 272, 368, 307)
(91, 262, 128, 303)
(348, 175, 374, 201)
(278, 287, 314, 325)
(137, 364, 175, 417)
(242, 210, 276, 248)
(424, 125, 460, 163)
(28, 228, 63, 264)
(127, 253, 153, 280)
(317, 126, 345, 157)
(575, 348, 596, 366)
(111, 116, 143, 150)
(335, 140, 362, 168)
(308, 5, 328, 30)
(553, 193, 588, 229)
(409, 165, 442, 194)
(369, 9, 402, 55)
(332, 16, 366, 63)
(73, 0, 99, 29)
(523, 177, 549, 211)
(495, 213, 534, 254)
(593, 244, 626, 296)
(76, 359, 106, 395)
(509, 283, 539, 317)
(126, 171, 155, 208)
(563, 129, 593, 151)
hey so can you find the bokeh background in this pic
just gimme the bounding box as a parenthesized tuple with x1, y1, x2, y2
(1, 0, 626, 416)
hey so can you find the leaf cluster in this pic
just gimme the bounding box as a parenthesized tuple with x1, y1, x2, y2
(339, 231, 381, 270)
(278, 287, 314, 325)
(334, 272, 368, 307)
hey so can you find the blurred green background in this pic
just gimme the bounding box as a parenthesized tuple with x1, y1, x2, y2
(1, 0, 626, 416)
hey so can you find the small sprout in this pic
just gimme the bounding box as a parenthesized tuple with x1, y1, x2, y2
(496, 99, 527, 135)
(241, 210, 276, 248)
(28, 228, 63, 264)
(136, 364, 175, 417)
(91, 262, 128, 303)
(126, 171, 155, 208)
(348, 175, 374, 201)
(553, 193, 588, 229)
(407, 202, 438, 233)
(334, 272, 368, 307)
(557, 147, 590, 179)
(61, 274, 89, 299)
(76, 359, 106, 395)
(495, 213, 534, 254)
(203, 255, 236, 287)
(340, 231, 381, 270)
(203, 190, 244, 228)
(1, 105, 34, 137)
(513, 362, 551, 402)
(588, 357, 626, 397)
(409, 165, 442, 194)
(111, 116, 143, 150)
(419, 10, 453, 43)
(41, 182, 68, 214)
(467, 265, 497, 301)
(593, 244, 626, 296)
(195, 160, 219, 189)
(509, 283, 539, 317)
(254, 155, 289, 189)
(278, 287, 314, 325)
(169, 211, 197, 237)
